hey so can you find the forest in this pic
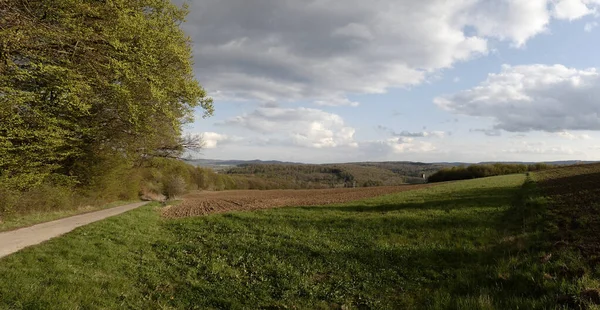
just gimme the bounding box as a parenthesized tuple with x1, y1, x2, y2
(221, 162, 445, 188)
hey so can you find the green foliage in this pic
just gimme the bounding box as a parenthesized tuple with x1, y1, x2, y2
(428, 163, 551, 183)
(0, 0, 212, 197)
(0, 157, 218, 223)
(162, 176, 187, 199)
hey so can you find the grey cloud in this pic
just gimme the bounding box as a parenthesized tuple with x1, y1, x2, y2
(260, 101, 280, 108)
(396, 131, 429, 138)
(176, 0, 562, 105)
(436, 64, 600, 132)
(394, 131, 446, 138)
(173, 0, 600, 106)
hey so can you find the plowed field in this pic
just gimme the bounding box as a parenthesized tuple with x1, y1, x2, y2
(163, 184, 432, 218)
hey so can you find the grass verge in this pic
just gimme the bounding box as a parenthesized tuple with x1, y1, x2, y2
(0, 200, 141, 232)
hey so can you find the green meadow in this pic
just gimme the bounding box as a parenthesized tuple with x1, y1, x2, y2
(0, 173, 596, 309)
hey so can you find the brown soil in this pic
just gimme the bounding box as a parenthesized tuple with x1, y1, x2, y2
(163, 184, 432, 218)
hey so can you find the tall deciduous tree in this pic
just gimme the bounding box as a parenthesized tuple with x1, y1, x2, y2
(0, 0, 212, 189)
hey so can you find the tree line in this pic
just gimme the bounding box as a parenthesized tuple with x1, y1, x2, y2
(427, 163, 551, 183)
(224, 163, 430, 188)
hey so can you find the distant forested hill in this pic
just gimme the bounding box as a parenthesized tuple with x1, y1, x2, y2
(184, 159, 595, 189)
(194, 161, 450, 188)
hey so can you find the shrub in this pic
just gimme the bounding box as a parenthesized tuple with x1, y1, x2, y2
(0, 184, 17, 219)
(163, 175, 188, 199)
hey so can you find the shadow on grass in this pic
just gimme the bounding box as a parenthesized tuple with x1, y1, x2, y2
(537, 171, 600, 263)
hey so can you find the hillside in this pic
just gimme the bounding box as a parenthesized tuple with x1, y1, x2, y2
(187, 159, 587, 189)
(222, 162, 445, 188)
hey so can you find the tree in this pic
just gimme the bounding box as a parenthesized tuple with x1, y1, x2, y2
(0, 0, 213, 189)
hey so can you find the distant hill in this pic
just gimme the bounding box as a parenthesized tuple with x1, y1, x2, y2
(187, 160, 453, 187)
(478, 160, 598, 166)
(222, 163, 426, 187)
(183, 159, 596, 189)
(184, 159, 303, 170)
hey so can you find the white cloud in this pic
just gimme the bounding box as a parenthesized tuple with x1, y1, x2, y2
(552, 0, 597, 20)
(458, 0, 551, 47)
(435, 64, 600, 132)
(555, 131, 592, 140)
(219, 106, 357, 148)
(199, 132, 238, 149)
(585, 21, 599, 32)
(177, 0, 600, 106)
(387, 138, 437, 154)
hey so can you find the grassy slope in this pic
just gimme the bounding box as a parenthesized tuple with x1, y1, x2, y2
(4, 170, 597, 309)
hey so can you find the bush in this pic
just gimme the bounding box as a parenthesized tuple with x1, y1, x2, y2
(0, 184, 17, 219)
(163, 176, 187, 199)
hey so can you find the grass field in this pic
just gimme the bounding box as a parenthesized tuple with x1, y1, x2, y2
(0, 168, 598, 309)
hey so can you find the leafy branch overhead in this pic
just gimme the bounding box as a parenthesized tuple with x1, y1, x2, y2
(0, 0, 213, 189)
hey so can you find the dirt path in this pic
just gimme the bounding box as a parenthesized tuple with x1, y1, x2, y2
(0, 202, 148, 259)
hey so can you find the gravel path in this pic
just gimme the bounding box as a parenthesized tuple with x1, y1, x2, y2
(0, 202, 148, 259)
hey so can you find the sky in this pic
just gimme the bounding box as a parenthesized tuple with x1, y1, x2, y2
(178, 0, 600, 163)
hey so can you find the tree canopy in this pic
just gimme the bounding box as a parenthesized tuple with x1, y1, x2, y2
(0, 0, 212, 189)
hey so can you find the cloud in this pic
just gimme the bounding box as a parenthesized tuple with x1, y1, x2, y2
(458, 0, 551, 47)
(359, 137, 436, 157)
(503, 143, 579, 155)
(199, 132, 239, 149)
(435, 64, 600, 132)
(314, 96, 360, 107)
(552, 0, 597, 20)
(394, 131, 446, 138)
(386, 138, 436, 154)
(470, 128, 502, 136)
(377, 126, 446, 138)
(555, 131, 592, 140)
(585, 21, 599, 32)
(219, 106, 357, 148)
(176, 0, 600, 105)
